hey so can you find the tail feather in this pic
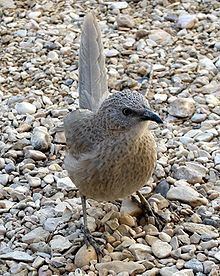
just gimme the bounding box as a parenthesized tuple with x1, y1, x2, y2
(79, 12, 108, 111)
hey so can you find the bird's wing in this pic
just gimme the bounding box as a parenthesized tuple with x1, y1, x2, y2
(79, 12, 109, 111)
(64, 110, 94, 155)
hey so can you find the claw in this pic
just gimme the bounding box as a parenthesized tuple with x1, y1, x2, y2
(132, 191, 166, 231)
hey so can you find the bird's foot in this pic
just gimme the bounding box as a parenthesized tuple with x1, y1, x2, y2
(132, 191, 166, 231)
(83, 227, 104, 259)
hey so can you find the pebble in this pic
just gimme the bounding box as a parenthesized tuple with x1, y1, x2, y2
(173, 166, 203, 184)
(31, 126, 51, 151)
(116, 14, 134, 29)
(25, 150, 47, 161)
(168, 98, 195, 118)
(105, 49, 119, 57)
(22, 227, 49, 244)
(177, 14, 197, 29)
(15, 102, 36, 114)
(50, 235, 72, 252)
(120, 198, 142, 217)
(160, 266, 179, 276)
(149, 29, 172, 45)
(129, 244, 151, 261)
(96, 261, 145, 274)
(56, 176, 76, 191)
(151, 240, 172, 258)
(0, 251, 33, 262)
(184, 259, 203, 272)
(74, 245, 97, 268)
(167, 185, 208, 207)
(173, 269, 194, 276)
(110, 2, 128, 10)
(0, 0, 15, 8)
(183, 223, 219, 239)
(0, 174, 9, 186)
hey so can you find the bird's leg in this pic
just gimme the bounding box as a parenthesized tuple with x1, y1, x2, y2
(132, 191, 166, 231)
(81, 195, 103, 256)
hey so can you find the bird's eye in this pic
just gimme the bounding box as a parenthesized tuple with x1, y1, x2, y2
(122, 108, 133, 116)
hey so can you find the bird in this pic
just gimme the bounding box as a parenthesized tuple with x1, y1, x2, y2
(63, 12, 163, 250)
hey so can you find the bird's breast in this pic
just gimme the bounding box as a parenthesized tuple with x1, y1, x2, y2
(77, 132, 157, 201)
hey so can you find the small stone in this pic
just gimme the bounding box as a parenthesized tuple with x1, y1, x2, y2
(123, 37, 135, 49)
(190, 233, 201, 244)
(28, 11, 41, 19)
(149, 29, 172, 45)
(173, 166, 203, 184)
(43, 174, 54, 184)
(0, 158, 5, 169)
(184, 259, 203, 272)
(214, 251, 220, 261)
(0, 0, 15, 8)
(0, 225, 6, 235)
(15, 102, 36, 115)
(56, 177, 76, 191)
(54, 131, 66, 144)
(31, 126, 51, 151)
(173, 269, 194, 276)
(160, 266, 179, 276)
(195, 132, 214, 142)
(183, 223, 219, 239)
(120, 198, 142, 217)
(154, 94, 168, 103)
(96, 261, 145, 274)
(0, 200, 15, 212)
(32, 256, 45, 268)
(25, 150, 47, 161)
(169, 98, 195, 118)
(105, 49, 119, 57)
(116, 14, 134, 29)
(43, 217, 61, 232)
(106, 218, 119, 230)
(74, 245, 97, 268)
(151, 240, 172, 258)
(214, 154, 220, 165)
(22, 227, 49, 244)
(0, 251, 33, 262)
(199, 58, 217, 72)
(191, 113, 207, 123)
(110, 1, 128, 10)
(0, 174, 9, 186)
(50, 235, 72, 252)
(177, 14, 197, 29)
(167, 185, 208, 207)
(200, 240, 218, 250)
(15, 29, 27, 37)
(155, 180, 170, 197)
(47, 51, 59, 63)
(28, 176, 41, 188)
(136, 29, 148, 40)
(129, 244, 151, 261)
(119, 214, 135, 227)
(159, 232, 171, 243)
(5, 163, 15, 173)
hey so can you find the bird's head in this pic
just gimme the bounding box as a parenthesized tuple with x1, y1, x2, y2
(97, 91, 162, 132)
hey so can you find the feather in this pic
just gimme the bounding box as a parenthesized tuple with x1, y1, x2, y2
(79, 12, 108, 111)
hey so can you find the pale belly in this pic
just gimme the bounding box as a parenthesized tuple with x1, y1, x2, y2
(77, 134, 157, 201)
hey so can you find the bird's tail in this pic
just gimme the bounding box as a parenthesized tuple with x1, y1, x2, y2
(78, 12, 109, 111)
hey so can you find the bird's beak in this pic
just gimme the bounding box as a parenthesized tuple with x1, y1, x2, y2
(140, 109, 163, 124)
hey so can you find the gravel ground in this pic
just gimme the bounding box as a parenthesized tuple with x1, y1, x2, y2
(0, 0, 220, 275)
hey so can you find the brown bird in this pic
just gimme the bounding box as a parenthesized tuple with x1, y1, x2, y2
(64, 13, 162, 249)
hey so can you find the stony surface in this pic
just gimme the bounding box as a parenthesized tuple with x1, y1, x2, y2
(0, 0, 219, 275)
